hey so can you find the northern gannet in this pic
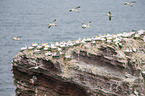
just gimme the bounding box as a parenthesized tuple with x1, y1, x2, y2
(69, 6, 80, 12)
(33, 49, 41, 54)
(50, 42, 56, 49)
(41, 43, 48, 47)
(82, 21, 91, 29)
(32, 43, 38, 47)
(45, 51, 52, 56)
(124, 1, 136, 7)
(48, 19, 57, 28)
(86, 37, 92, 42)
(13, 36, 22, 41)
(20, 45, 27, 51)
(134, 89, 139, 96)
(106, 12, 114, 21)
(28, 46, 34, 50)
(37, 45, 42, 49)
(55, 42, 60, 47)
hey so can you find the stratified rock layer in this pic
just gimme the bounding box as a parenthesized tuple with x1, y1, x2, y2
(12, 30, 145, 96)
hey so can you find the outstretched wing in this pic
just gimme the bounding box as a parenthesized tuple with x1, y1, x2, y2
(48, 26, 51, 28)
(130, 1, 136, 3)
(87, 21, 91, 26)
(52, 19, 56, 24)
(75, 6, 80, 9)
(109, 16, 111, 21)
(17, 36, 22, 38)
(124, 2, 128, 5)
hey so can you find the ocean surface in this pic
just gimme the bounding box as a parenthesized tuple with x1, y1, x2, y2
(0, 0, 145, 95)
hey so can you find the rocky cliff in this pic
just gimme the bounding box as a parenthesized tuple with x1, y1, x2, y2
(12, 29, 145, 96)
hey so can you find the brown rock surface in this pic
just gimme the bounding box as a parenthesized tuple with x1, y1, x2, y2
(12, 30, 145, 96)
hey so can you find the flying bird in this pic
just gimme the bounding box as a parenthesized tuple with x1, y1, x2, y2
(106, 12, 114, 21)
(48, 19, 57, 28)
(69, 6, 80, 12)
(82, 21, 91, 29)
(124, 1, 136, 7)
(13, 36, 22, 40)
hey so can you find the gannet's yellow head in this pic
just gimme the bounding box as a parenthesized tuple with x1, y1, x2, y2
(55, 42, 58, 44)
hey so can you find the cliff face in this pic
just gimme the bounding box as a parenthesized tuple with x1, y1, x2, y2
(12, 29, 145, 96)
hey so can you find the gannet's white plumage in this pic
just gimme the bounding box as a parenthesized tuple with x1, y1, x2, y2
(134, 89, 139, 96)
(32, 43, 38, 47)
(48, 19, 57, 28)
(124, 1, 136, 7)
(69, 6, 80, 12)
(45, 51, 52, 56)
(82, 21, 91, 29)
(28, 46, 34, 50)
(106, 12, 114, 21)
(13, 36, 22, 40)
(20, 45, 27, 51)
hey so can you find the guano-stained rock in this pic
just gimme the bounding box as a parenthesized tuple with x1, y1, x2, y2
(12, 29, 145, 96)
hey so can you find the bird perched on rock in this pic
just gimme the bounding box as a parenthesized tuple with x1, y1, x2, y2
(13, 36, 22, 40)
(134, 89, 139, 96)
(48, 19, 57, 28)
(106, 12, 114, 21)
(69, 6, 80, 12)
(124, 1, 136, 7)
(82, 21, 91, 29)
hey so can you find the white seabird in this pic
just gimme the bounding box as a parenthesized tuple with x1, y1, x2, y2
(37, 45, 42, 50)
(41, 43, 48, 47)
(20, 45, 27, 51)
(45, 51, 52, 56)
(33, 49, 41, 54)
(82, 21, 91, 29)
(106, 12, 114, 21)
(28, 46, 34, 50)
(69, 6, 80, 12)
(32, 43, 38, 47)
(134, 89, 139, 96)
(55, 42, 60, 47)
(48, 19, 57, 28)
(13, 36, 22, 41)
(124, 1, 136, 7)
